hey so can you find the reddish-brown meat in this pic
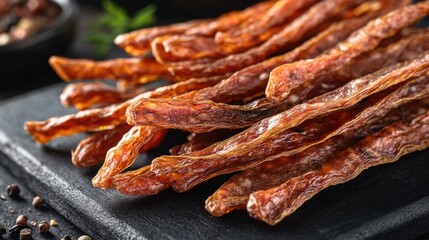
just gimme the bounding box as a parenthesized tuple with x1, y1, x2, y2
(60, 82, 145, 110)
(168, 0, 368, 80)
(72, 124, 133, 168)
(247, 110, 429, 225)
(205, 100, 429, 216)
(127, 30, 429, 132)
(215, 0, 320, 54)
(49, 56, 168, 83)
(24, 75, 226, 143)
(148, 56, 429, 192)
(266, 1, 429, 102)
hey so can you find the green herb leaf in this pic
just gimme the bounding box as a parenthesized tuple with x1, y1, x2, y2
(129, 4, 157, 30)
(101, 0, 129, 24)
(88, 1, 157, 56)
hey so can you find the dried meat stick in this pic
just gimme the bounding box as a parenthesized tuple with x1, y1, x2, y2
(92, 126, 166, 189)
(149, 56, 429, 192)
(128, 30, 429, 132)
(60, 82, 145, 110)
(185, 1, 275, 36)
(168, 0, 372, 80)
(172, 0, 403, 103)
(114, 19, 209, 57)
(112, 166, 171, 195)
(152, 0, 319, 63)
(205, 101, 429, 216)
(90, 74, 229, 188)
(115, 1, 274, 57)
(169, 129, 242, 155)
(215, 0, 319, 54)
(266, 0, 429, 102)
(151, 35, 222, 63)
(72, 124, 132, 168)
(165, 54, 429, 159)
(248, 110, 429, 225)
(115, 82, 429, 195)
(25, 75, 225, 143)
(49, 56, 168, 83)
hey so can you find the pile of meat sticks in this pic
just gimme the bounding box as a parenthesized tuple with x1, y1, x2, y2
(25, 0, 429, 225)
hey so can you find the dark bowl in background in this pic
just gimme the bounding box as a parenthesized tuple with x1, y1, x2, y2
(0, 0, 78, 87)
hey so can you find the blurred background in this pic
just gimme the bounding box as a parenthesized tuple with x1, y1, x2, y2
(0, 0, 260, 99)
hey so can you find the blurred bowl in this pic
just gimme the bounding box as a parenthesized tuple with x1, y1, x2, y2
(0, 0, 78, 81)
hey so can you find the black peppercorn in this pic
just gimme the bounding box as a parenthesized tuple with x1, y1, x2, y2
(78, 235, 92, 240)
(6, 184, 20, 197)
(16, 215, 28, 226)
(32, 196, 43, 207)
(19, 228, 31, 240)
(61, 235, 72, 240)
(38, 220, 49, 233)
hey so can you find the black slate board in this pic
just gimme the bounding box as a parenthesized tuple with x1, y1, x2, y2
(1, 84, 429, 240)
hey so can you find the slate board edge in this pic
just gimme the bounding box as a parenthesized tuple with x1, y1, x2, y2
(0, 130, 171, 240)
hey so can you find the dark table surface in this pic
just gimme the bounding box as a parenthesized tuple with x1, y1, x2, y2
(1, 1, 429, 240)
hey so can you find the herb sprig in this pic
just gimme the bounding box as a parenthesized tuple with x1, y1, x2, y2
(88, 0, 156, 55)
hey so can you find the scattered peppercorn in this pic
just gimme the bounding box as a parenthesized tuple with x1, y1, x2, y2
(0, 193, 6, 200)
(61, 235, 72, 240)
(19, 228, 32, 240)
(32, 196, 43, 207)
(50, 219, 58, 227)
(30, 221, 37, 227)
(16, 215, 28, 226)
(78, 235, 92, 240)
(38, 221, 50, 233)
(6, 184, 20, 197)
(0, 224, 7, 236)
(8, 224, 22, 238)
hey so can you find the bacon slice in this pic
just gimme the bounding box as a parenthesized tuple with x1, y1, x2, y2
(127, 30, 429, 132)
(24, 75, 225, 143)
(205, 100, 429, 216)
(168, 0, 369, 80)
(49, 56, 168, 83)
(149, 54, 429, 192)
(247, 109, 429, 225)
(60, 82, 145, 110)
(266, 1, 429, 102)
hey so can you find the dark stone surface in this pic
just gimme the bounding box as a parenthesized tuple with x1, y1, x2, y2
(0, 84, 429, 240)
(0, 152, 84, 239)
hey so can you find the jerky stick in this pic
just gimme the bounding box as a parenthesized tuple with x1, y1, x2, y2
(215, 0, 319, 54)
(127, 30, 429, 132)
(205, 100, 429, 216)
(169, 0, 368, 80)
(25, 75, 225, 143)
(49, 56, 168, 82)
(248, 110, 429, 225)
(176, 1, 403, 104)
(149, 57, 429, 192)
(267, 1, 429, 102)
(60, 82, 145, 110)
(72, 124, 132, 168)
